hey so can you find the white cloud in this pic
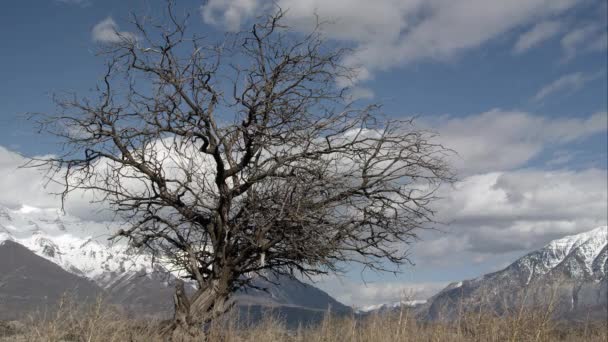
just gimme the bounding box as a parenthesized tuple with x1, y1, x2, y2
(0, 146, 112, 221)
(414, 234, 471, 259)
(201, 0, 585, 85)
(533, 71, 604, 102)
(423, 168, 608, 256)
(425, 110, 607, 174)
(91, 17, 137, 44)
(4, 110, 604, 220)
(0, 147, 59, 210)
(561, 22, 608, 60)
(513, 21, 562, 54)
(201, 0, 261, 32)
(311, 274, 447, 306)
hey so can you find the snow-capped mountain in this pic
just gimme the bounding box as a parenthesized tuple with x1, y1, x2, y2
(419, 226, 608, 321)
(511, 226, 607, 283)
(356, 300, 427, 314)
(0, 204, 351, 321)
(0, 205, 160, 283)
(0, 204, 184, 315)
(0, 239, 103, 320)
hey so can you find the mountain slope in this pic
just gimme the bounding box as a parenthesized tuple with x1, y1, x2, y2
(0, 205, 158, 281)
(0, 240, 103, 320)
(237, 272, 350, 313)
(419, 226, 608, 321)
(0, 204, 350, 322)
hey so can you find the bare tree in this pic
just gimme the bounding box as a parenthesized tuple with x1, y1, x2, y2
(31, 3, 453, 340)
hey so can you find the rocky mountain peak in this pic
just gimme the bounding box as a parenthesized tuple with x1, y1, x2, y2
(420, 226, 608, 321)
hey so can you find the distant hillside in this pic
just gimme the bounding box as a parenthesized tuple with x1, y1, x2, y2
(0, 240, 102, 320)
(238, 272, 350, 313)
(419, 226, 608, 321)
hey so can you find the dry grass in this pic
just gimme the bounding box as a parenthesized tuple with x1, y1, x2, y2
(1, 299, 606, 342)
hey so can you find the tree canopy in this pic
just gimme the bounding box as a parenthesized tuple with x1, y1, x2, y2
(31, 3, 454, 340)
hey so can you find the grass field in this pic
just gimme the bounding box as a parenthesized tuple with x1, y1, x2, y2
(1, 298, 606, 341)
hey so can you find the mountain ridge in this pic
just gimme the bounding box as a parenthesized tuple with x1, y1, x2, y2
(419, 225, 608, 320)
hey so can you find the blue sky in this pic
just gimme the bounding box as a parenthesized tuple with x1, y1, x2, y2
(0, 0, 606, 306)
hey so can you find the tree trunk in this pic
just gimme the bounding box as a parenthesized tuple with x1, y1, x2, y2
(161, 277, 232, 341)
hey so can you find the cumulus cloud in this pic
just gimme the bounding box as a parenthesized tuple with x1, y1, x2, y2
(420, 168, 608, 257)
(403, 110, 608, 267)
(91, 17, 137, 44)
(533, 71, 605, 102)
(0, 147, 59, 209)
(2, 109, 605, 218)
(513, 21, 562, 54)
(201, 0, 261, 32)
(0, 146, 113, 221)
(201, 0, 586, 85)
(425, 110, 607, 174)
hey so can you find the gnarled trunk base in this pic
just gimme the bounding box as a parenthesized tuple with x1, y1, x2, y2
(160, 279, 232, 341)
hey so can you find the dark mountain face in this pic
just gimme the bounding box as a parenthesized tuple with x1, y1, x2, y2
(99, 268, 177, 317)
(0, 240, 103, 320)
(236, 272, 351, 313)
(232, 273, 352, 328)
(418, 227, 608, 321)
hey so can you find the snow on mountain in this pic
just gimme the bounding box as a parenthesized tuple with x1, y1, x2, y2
(357, 227, 608, 316)
(0, 239, 105, 320)
(356, 300, 427, 313)
(513, 225, 607, 284)
(0, 204, 160, 285)
(419, 226, 608, 320)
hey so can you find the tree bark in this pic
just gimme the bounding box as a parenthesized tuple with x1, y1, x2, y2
(162, 277, 232, 341)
